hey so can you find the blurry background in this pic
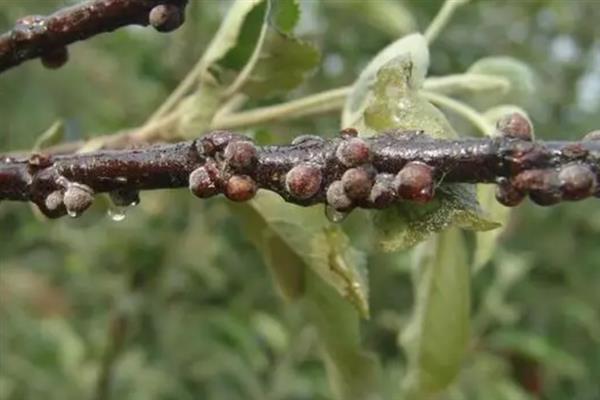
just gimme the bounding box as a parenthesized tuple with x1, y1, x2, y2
(0, 0, 599, 399)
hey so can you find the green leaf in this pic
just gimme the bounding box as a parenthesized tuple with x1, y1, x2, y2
(231, 196, 305, 300)
(201, 0, 268, 70)
(270, 0, 300, 34)
(304, 270, 382, 400)
(342, 33, 429, 129)
(230, 192, 370, 317)
(240, 32, 320, 99)
(213, 0, 319, 100)
(467, 57, 537, 108)
(33, 120, 64, 151)
(219, 1, 269, 71)
(400, 228, 471, 398)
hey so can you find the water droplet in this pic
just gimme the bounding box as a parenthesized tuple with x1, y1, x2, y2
(325, 205, 348, 223)
(67, 209, 78, 218)
(107, 206, 126, 222)
(109, 189, 139, 207)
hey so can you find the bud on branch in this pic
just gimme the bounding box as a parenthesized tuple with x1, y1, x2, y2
(0, 0, 188, 73)
(1, 129, 598, 219)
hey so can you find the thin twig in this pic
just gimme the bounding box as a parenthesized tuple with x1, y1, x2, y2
(0, 0, 188, 73)
(422, 90, 495, 136)
(2, 130, 598, 218)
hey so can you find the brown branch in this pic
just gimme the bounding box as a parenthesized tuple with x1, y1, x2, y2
(0, 0, 188, 73)
(1, 129, 598, 219)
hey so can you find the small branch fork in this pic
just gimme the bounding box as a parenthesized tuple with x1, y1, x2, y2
(0, 0, 188, 73)
(1, 128, 598, 219)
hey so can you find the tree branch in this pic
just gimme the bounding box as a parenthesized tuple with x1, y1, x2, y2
(0, 0, 188, 74)
(1, 129, 598, 219)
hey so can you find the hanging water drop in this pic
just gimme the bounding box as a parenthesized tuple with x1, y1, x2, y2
(67, 209, 79, 218)
(325, 205, 348, 223)
(109, 189, 139, 207)
(107, 206, 126, 222)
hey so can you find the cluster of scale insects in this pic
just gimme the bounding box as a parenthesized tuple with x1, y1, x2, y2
(32, 113, 598, 221)
(188, 113, 598, 220)
(188, 128, 441, 221)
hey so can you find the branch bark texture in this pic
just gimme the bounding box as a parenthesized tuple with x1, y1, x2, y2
(0, 0, 188, 73)
(1, 130, 598, 218)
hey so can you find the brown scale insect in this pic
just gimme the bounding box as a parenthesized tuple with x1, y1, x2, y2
(285, 163, 322, 200)
(394, 162, 435, 203)
(225, 175, 256, 202)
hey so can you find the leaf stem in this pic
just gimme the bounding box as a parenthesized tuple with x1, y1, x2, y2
(423, 73, 510, 94)
(424, 0, 469, 44)
(222, 22, 269, 100)
(421, 90, 495, 136)
(212, 86, 351, 129)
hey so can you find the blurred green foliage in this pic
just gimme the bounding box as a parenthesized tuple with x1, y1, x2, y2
(0, 1, 599, 399)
